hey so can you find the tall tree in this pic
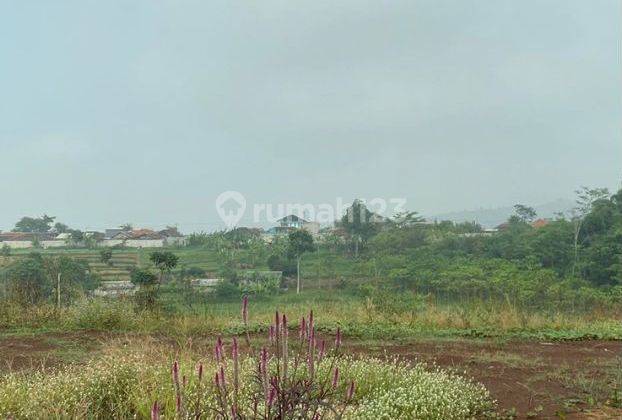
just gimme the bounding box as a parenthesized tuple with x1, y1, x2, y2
(513, 204, 537, 223)
(570, 187, 610, 276)
(287, 230, 315, 294)
(53, 222, 70, 233)
(120, 223, 133, 231)
(13, 215, 55, 233)
(390, 210, 424, 229)
(340, 199, 382, 257)
(149, 251, 179, 283)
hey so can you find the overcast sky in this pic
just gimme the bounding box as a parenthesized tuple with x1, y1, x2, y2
(1, 1, 620, 232)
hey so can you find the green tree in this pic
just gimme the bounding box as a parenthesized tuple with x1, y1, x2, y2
(84, 232, 104, 249)
(570, 187, 610, 276)
(513, 204, 537, 223)
(45, 255, 98, 307)
(390, 211, 424, 229)
(13, 214, 55, 233)
(130, 268, 159, 310)
(69, 229, 84, 243)
(53, 222, 69, 233)
(340, 199, 382, 257)
(287, 230, 315, 294)
(149, 251, 179, 283)
(120, 223, 133, 231)
(99, 248, 113, 266)
(7, 255, 49, 305)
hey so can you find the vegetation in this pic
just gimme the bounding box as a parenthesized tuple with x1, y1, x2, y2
(287, 230, 315, 294)
(0, 184, 621, 417)
(0, 299, 494, 419)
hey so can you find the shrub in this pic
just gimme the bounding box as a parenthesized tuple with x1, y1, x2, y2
(0, 297, 494, 419)
(131, 269, 159, 310)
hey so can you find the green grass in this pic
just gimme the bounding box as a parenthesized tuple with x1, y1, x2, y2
(1, 289, 620, 341)
(0, 345, 495, 419)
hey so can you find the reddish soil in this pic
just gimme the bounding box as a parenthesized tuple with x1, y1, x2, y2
(348, 339, 622, 419)
(1, 333, 620, 418)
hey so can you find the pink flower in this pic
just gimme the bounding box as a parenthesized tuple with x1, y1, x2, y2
(150, 401, 160, 420)
(308, 311, 314, 338)
(335, 327, 342, 348)
(317, 339, 326, 360)
(215, 337, 224, 363)
(172, 361, 180, 388)
(332, 367, 339, 388)
(309, 325, 316, 347)
(299, 317, 307, 339)
(197, 362, 203, 382)
(282, 314, 288, 337)
(260, 347, 268, 377)
(346, 381, 355, 401)
(232, 337, 239, 359)
(267, 385, 277, 406)
(219, 365, 226, 388)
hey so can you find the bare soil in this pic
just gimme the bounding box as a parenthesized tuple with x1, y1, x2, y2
(1, 333, 620, 419)
(349, 338, 622, 419)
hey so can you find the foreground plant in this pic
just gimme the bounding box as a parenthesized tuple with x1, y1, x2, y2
(154, 297, 355, 419)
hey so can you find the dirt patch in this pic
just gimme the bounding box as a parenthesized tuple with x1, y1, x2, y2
(1, 332, 620, 418)
(0, 331, 105, 371)
(348, 339, 622, 419)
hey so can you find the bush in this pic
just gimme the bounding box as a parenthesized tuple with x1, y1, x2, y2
(213, 279, 241, 299)
(0, 298, 495, 419)
(130, 268, 159, 310)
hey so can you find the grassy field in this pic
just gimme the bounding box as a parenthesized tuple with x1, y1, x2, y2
(0, 294, 620, 418)
(1, 246, 621, 418)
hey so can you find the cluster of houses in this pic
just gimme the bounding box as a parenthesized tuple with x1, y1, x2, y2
(0, 227, 186, 249)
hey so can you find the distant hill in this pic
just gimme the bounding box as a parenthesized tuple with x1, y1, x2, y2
(427, 198, 574, 228)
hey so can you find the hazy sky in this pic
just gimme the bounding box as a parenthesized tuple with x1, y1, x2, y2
(1, 1, 620, 232)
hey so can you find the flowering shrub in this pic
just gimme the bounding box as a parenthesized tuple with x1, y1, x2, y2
(0, 297, 494, 419)
(153, 296, 355, 419)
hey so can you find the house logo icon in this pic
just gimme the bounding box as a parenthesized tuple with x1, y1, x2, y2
(215, 191, 246, 229)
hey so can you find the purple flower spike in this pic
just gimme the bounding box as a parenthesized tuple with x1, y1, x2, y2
(232, 337, 239, 359)
(282, 314, 288, 337)
(215, 336, 224, 362)
(150, 401, 160, 420)
(220, 365, 226, 388)
(346, 381, 355, 401)
(299, 317, 307, 339)
(172, 361, 180, 387)
(318, 339, 325, 360)
(308, 311, 314, 338)
(335, 327, 342, 348)
(267, 385, 277, 406)
(260, 347, 268, 376)
(332, 367, 339, 388)
(197, 362, 203, 382)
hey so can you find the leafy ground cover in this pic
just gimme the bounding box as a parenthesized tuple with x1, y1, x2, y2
(0, 332, 620, 418)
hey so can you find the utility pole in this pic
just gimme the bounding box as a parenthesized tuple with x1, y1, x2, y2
(56, 272, 61, 310)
